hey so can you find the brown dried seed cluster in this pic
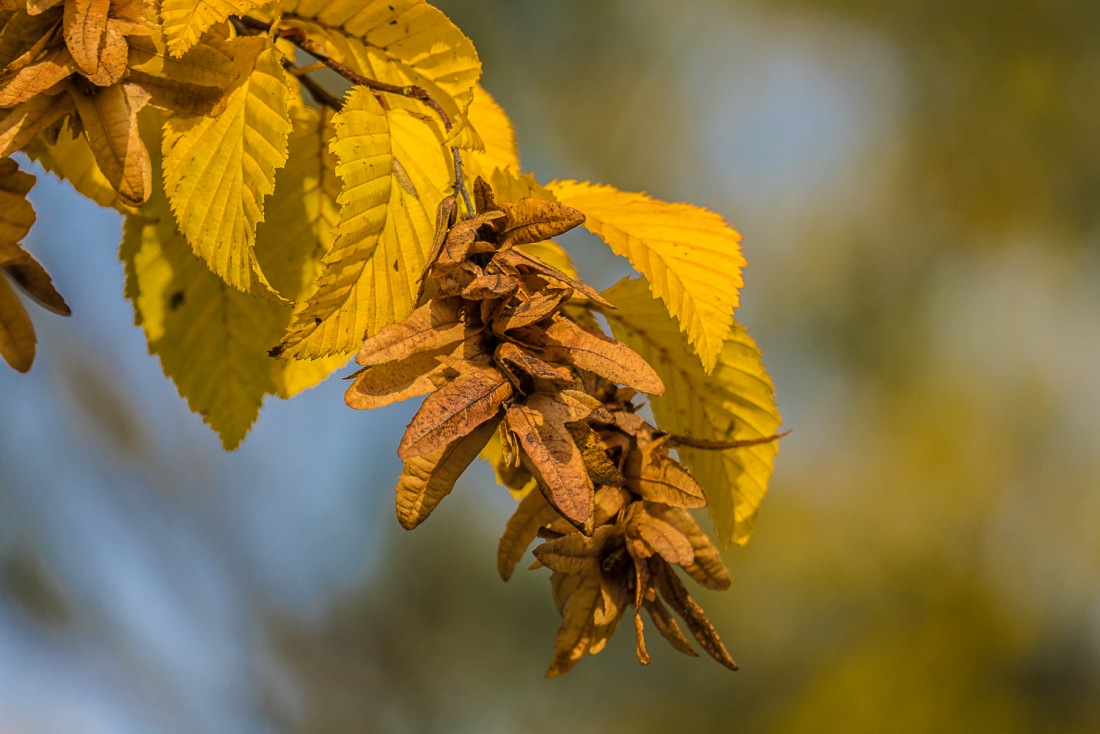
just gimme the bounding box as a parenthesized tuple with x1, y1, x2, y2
(346, 179, 664, 531)
(497, 383, 738, 676)
(347, 180, 738, 676)
(0, 0, 225, 204)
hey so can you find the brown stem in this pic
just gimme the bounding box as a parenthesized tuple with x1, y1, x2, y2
(280, 58, 344, 111)
(232, 14, 472, 214)
(666, 430, 790, 451)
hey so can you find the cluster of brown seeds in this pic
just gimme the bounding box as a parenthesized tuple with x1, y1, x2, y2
(0, 0, 225, 205)
(346, 179, 737, 675)
(497, 382, 737, 676)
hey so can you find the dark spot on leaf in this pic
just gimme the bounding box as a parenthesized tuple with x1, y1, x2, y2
(268, 345, 285, 357)
(393, 259, 399, 271)
(389, 18, 397, 25)
(314, 317, 323, 325)
(169, 291, 185, 310)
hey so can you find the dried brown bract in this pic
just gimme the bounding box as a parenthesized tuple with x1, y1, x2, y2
(345, 181, 760, 676)
(345, 180, 663, 530)
(498, 384, 738, 676)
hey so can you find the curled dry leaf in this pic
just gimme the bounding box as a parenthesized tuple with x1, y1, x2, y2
(497, 198, 585, 249)
(395, 415, 501, 529)
(651, 560, 738, 671)
(627, 506, 695, 567)
(356, 297, 470, 366)
(64, 0, 111, 76)
(399, 361, 512, 458)
(656, 506, 731, 591)
(506, 399, 594, 529)
(626, 446, 708, 508)
(543, 316, 664, 396)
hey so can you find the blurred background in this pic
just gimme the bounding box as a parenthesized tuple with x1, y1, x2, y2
(3, 0, 1100, 731)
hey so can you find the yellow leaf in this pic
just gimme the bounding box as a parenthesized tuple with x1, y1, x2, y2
(602, 277, 780, 547)
(160, 0, 265, 57)
(274, 87, 389, 357)
(254, 105, 349, 396)
(280, 0, 480, 124)
(548, 180, 746, 373)
(163, 36, 293, 299)
(464, 84, 519, 173)
(127, 33, 236, 89)
(276, 91, 451, 358)
(487, 167, 552, 204)
(122, 111, 299, 449)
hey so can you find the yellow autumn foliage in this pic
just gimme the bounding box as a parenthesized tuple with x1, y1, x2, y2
(549, 180, 745, 373)
(602, 276, 781, 546)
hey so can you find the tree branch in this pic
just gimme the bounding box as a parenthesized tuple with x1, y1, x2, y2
(231, 14, 472, 213)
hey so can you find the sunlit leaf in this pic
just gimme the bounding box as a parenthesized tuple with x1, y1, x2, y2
(603, 277, 781, 547)
(277, 92, 452, 358)
(163, 36, 293, 298)
(280, 0, 481, 124)
(122, 114, 298, 449)
(549, 179, 745, 372)
(464, 84, 519, 173)
(161, 0, 265, 57)
(255, 105, 350, 396)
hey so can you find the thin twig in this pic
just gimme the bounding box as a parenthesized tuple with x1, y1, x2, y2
(271, 55, 344, 111)
(452, 148, 474, 214)
(232, 14, 472, 213)
(666, 430, 790, 451)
